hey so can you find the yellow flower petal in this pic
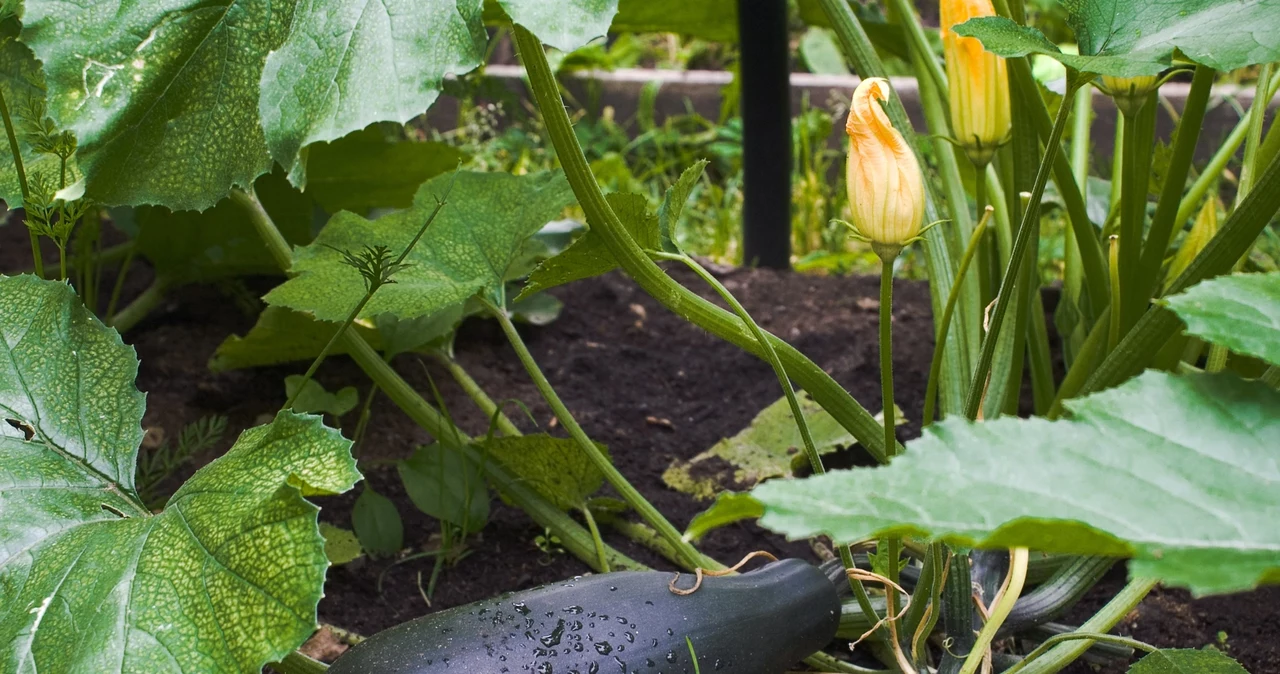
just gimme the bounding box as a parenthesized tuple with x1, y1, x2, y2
(941, 0, 1010, 165)
(844, 78, 925, 256)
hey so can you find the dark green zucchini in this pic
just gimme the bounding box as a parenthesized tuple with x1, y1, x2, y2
(328, 559, 840, 673)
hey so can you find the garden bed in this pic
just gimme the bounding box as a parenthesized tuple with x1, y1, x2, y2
(1, 223, 1275, 672)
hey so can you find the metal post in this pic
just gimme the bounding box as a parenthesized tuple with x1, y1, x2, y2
(737, 0, 792, 269)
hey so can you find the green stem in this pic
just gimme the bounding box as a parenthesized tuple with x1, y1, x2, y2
(1060, 84, 1093, 365)
(1008, 59, 1109, 319)
(1206, 63, 1278, 380)
(964, 77, 1082, 419)
(1260, 365, 1280, 388)
(959, 548, 1028, 674)
(856, 0, 979, 420)
(906, 542, 947, 665)
(232, 189, 293, 269)
(940, 549, 975, 674)
(1024, 267, 1055, 415)
(1082, 153, 1280, 396)
(283, 177, 454, 412)
(1047, 305, 1109, 419)
(1010, 578, 1158, 674)
(878, 536, 909, 671)
(1138, 65, 1214, 298)
(654, 251, 884, 627)
(976, 162, 995, 308)
(1006, 634, 1157, 674)
(271, 651, 328, 674)
(1259, 94, 1280, 173)
(511, 22, 897, 462)
(284, 293, 375, 411)
(879, 259, 897, 456)
(805, 652, 893, 674)
(885, 0, 946, 95)
(606, 518, 685, 567)
(1071, 85, 1092, 189)
(487, 299, 712, 571)
(1173, 71, 1280, 236)
(1107, 236, 1122, 352)
(432, 350, 522, 437)
(924, 209, 991, 426)
(1238, 63, 1277, 203)
(908, 18, 982, 405)
(349, 381, 380, 461)
(1204, 342, 1229, 373)
(916, 65, 984, 419)
(579, 505, 610, 573)
(1002, 555, 1115, 637)
(0, 83, 42, 280)
(1117, 102, 1156, 336)
(235, 187, 644, 574)
(107, 276, 168, 333)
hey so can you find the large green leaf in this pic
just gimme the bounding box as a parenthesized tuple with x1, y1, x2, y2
(20, 0, 486, 210)
(0, 18, 68, 208)
(208, 307, 384, 372)
(265, 170, 575, 322)
(657, 160, 706, 253)
(496, 0, 619, 52)
(21, 1, 294, 209)
(133, 171, 312, 284)
(320, 523, 364, 566)
(303, 127, 466, 214)
(398, 443, 489, 532)
(753, 371, 1280, 596)
(610, 0, 736, 42)
(518, 191, 658, 300)
(799, 27, 851, 76)
(261, 1, 484, 184)
(956, 0, 1280, 78)
(481, 434, 606, 510)
(0, 274, 359, 673)
(285, 376, 359, 417)
(1162, 272, 1280, 367)
(684, 491, 764, 542)
(209, 303, 467, 373)
(1128, 648, 1249, 674)
(351, 487, 403, 557)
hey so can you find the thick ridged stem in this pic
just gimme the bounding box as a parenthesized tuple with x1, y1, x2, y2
(510, 22, 898, 461)
(0, 83, 42, 279)
(964, 78, 1082, 419)
(1010, 579, 1157, 674)
(654, 250, 883, 634)
(431, 350, 523, 437)
(106, 276, 168, 333)
(1172, 71, 1280, 236)
(1138, 65, 1214, 298)
(1081, 152, 1280, 395)
(879, 260, 897, 456)
(959, 548, 1029, 674)
(924, 209, 991, 426)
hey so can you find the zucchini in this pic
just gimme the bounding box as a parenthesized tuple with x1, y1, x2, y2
(328, 558, 840, 673)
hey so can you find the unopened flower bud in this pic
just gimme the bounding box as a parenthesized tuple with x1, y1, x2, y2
(1101, 74, 1159, 118)
(845, 77, 925, 261)
(941, 0, 1011, 166)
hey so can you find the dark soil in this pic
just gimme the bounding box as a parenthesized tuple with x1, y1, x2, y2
(2, 221, 1277, 672)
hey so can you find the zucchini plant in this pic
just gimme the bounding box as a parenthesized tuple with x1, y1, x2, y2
(0, 0, 1277, 673)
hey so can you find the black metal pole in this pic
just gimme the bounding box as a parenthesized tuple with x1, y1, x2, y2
(737, 0, 793, 269)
